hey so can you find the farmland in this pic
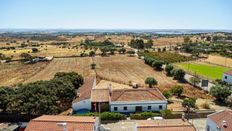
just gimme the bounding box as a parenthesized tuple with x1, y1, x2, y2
(204, 55, 232, 68)
(139, 52, 193, 63)
(176, 62, 230, 80)
(0, 62, 48, 86)
(24, 57, 95, 83)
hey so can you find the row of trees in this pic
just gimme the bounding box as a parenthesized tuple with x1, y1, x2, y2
(0, 72, 83, 115)
(143, 56, 186, 82)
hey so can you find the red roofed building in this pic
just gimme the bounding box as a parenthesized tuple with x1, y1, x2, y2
(110, 88, 167, 113)
(222, 70, 232, 84)
(206, 109, 232, 131)
(25, 115, 100, 131)
(137, 119, 196, 131)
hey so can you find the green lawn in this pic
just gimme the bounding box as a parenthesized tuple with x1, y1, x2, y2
(176, 62, 230, 80)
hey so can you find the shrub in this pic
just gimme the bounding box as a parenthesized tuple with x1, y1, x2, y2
(152, 60, 164, 70)
(32, 48, 39, 53)
(91, 63, 96, 69)
(170, 85, 183, 97)
(89, 51, 95, 57)
(210, 85, 231, 103)
(165, 64, 174, 76)
(182, 98, 196, 108)
(189, 76, 201, 87)
(145, 77, 157, 88)
(201, 102, 210, 109)
(160, 109, 172, 119)
(173, 69, 185, 81)
(100, 112, 125, 120)
(226, 94, 232, 107)
(130, 112, 160, 120)
(163, 91, 172, 99)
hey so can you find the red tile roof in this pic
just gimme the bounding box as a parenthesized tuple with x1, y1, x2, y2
(72, 76, 96, 103)
(91, 89, 109, 102)
(224, 70, 232, 76)
(111, 88, 166, 102)
(137, 119, 196, 131)
(25, 115, 98, 131)
(208, 109, 232, 131)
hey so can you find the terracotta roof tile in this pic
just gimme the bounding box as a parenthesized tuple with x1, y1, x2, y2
(137, 119, 195, 131)
(91, 89, 109, 102)
(224, 70, 232, 76)
(111, 88, 166, 102)
(208, 109, 232, 131)
(25, 115, 98, 131)
(72, 76, 96, 103)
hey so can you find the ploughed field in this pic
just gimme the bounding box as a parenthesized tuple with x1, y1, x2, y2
(176, 62, 230, 80)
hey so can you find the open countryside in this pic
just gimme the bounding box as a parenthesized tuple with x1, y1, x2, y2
(1, 0, 232, 131)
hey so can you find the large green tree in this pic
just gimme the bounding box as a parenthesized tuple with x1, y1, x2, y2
(210, 85, 231, 103)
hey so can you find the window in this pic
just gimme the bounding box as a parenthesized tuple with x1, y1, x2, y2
(148, 106, 152, 110)
(124, 106, 127, 110)
(225, 76, 227, 79)
(114, 107, 118, 111)
(159, 105, 163, 110)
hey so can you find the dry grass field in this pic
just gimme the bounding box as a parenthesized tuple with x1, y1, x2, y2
(24, 57, 95, 83)
(0, 54, 209, 99)
(94, 55, 208, 98)
(0, 62, 48, 86)
(152, 37, 183, 46)
(203, 55, 232, 68)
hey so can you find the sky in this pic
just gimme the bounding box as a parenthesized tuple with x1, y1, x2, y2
(0, 0, 232, 29)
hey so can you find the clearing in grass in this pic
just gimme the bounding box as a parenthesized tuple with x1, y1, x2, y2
(176, 62, 230, 80)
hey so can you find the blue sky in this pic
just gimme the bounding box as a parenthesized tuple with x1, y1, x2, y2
(0, 0, 232, 29)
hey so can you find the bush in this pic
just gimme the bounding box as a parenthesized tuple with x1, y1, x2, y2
(163, 91, 172, 99)
(152, 60, 164, 70)
(165, 64, 174, 76)
(100, 112, 125, 120)
(130, 112, 160, 120)
(182, 98, 196, 108)
(170, 85, 183, 97)
(32, 48, 39, 53)
(160, 109, 172, 119)
(145, 77, 157, 88)
(173, 69, 185, 81)
(210, 85, 231, 103)
(201, 102, 210, 109)
(89, 51, 96, 57)
(226, 94, 232, 107)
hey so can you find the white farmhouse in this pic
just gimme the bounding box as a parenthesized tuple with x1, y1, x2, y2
(222, 70, 232, 84)
(110, 88, 167, 113)
(205, 109, 232, 131)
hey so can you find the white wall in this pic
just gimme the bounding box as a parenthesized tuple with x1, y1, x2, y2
(222, 73, 232, 84)
(72, 99, 91, 111)
(205, 118, 219, 131)
(110, 101, 167, 113)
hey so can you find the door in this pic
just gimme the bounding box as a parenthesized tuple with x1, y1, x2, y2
(135, 106, 142, 112)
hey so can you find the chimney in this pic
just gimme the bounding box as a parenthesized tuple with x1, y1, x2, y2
(222, 120, 227, 128)
(108, 83, 112, 96)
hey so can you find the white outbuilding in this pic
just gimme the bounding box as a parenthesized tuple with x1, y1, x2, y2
(222, 70, 232, 84)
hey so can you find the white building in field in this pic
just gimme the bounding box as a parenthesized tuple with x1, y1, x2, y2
(222, 70, 232, 84)
(206, 109, 232, 131)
